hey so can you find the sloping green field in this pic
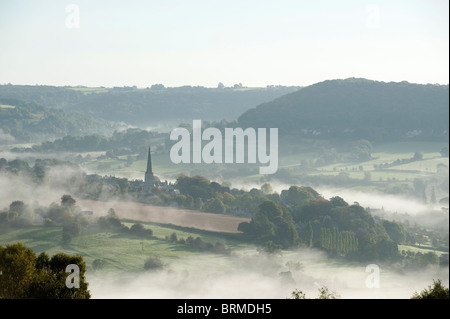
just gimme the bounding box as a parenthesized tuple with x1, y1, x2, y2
(0, 221, 243, 273)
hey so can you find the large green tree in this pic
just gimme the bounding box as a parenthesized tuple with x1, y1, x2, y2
(0, 242, 91, 299)
(245, 200, 299, 248)
(0, 243, 36, 298)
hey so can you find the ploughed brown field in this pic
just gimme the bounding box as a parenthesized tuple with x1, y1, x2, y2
(76, 198, 250, 234)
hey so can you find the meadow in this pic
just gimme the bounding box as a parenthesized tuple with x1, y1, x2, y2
(0, 220, 244, 273)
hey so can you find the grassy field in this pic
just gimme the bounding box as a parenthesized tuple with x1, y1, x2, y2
(0, 220, 245, 273)
(398, 244, 448, 257)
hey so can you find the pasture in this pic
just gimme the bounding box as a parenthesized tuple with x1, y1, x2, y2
(0, 220, 245, 273)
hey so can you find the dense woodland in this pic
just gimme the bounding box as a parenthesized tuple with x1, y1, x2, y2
(238, 78, 449, 142)
(0, 99, 117, 143)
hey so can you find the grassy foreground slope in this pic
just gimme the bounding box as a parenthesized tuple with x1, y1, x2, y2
(0, 221, 244, 272)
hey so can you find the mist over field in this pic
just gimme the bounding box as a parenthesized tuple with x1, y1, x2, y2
(229, 180, 446, 216)
(86, 247, 449, 299)
(316, 187, 441, 214)
(2, 159, 448, 299)
(0, 162, 87, 209)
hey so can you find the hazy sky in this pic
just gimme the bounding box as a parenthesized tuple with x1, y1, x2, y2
(0, 0, 448, 87)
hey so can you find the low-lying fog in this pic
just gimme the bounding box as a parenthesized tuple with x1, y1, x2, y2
(236, 181, 447, 215)
(1, 164, 448, 299)
(86, 247, 449, 299)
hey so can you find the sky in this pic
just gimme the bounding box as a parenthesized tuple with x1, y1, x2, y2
(0, 0, 448, 88)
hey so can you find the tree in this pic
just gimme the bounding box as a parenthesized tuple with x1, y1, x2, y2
(130, 223, 153, 238)
(63, 221, 81, 242)
(150, 84, 165, 90)
(8, 200, 32, 226)
(169, 232, 178, 243)
(290, 289, 306, 299)
(261, 182, 274, 195)
(0, 243, 90, 299)
(144, 256, 164, 271)
(130, 223, 145, 234)
(250, 200, 299, 248)
(289, 286, 340, 299)
(29, 252, 91, 299)
(0, 243, 36, 298)
(375, 237, 399, 260)
(260, 240, 282, 254)
(238, 221, 254, 235)
(317, 285, 340, 299)
(9, 200, 27, 215)
(205, 198, 226, 214)
(382, 220, 406, 244)
(285, 186, 319, 207)
(411, 279, 449, 299)
(176, 175, 213, 199)
(330, 196, 348, 207)
(116, 178, 130, 195)
(92, 259, 106, 271)
(61, 194, 76, 207)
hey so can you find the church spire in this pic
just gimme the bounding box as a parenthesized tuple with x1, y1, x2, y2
(146, 146, 152, 175)
(145, 146, 154, 184)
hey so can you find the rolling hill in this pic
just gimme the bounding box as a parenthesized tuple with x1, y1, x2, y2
(238, 78, 449, 142)
(0, 84, 300, 127)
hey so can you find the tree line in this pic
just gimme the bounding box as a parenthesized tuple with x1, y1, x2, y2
(289, 279, 449, 299)
(0, 84, 299, 127)
(237, 185, 446, 264)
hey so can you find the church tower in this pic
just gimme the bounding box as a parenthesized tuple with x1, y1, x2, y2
(144, 146, 155, 185)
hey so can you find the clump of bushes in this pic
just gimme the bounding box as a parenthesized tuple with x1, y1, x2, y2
(144, 256, 164, 271)
(165, 232, 231, 255)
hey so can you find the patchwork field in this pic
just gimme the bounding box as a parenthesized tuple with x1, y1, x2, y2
(76, 199, 250, 234)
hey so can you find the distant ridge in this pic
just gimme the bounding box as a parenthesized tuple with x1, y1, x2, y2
(0, 84, 300, 126)
(238, 78, 449, 142)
